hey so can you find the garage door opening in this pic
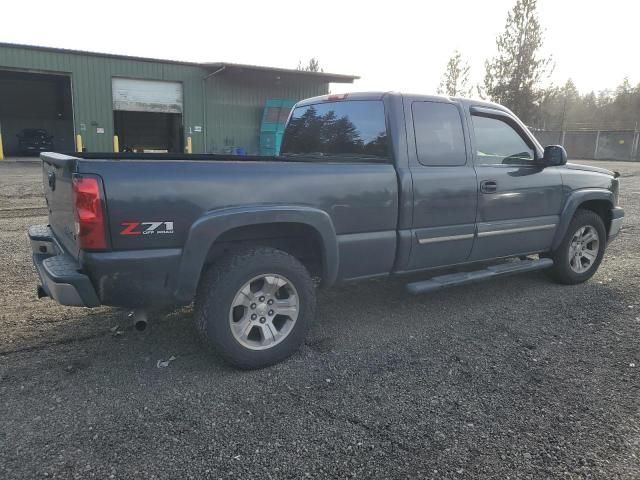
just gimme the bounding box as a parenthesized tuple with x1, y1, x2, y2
(112, 78, 184, 153)
(114, 111, 183, 153)
(0, 70, 74, 157)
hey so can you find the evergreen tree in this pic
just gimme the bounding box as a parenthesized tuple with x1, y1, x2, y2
(483, 0, 552, 124)
(297, 57, 323, 72)
(437, 50, 472, 97)
(535, 78, 640, 130)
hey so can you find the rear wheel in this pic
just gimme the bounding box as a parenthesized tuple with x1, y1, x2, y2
(547, 209, 606, 284)
(194, 247, 316, 369)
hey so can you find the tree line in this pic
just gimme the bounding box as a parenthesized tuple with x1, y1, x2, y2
(438, 0, 640, 131)
(299, 1, 638, 132)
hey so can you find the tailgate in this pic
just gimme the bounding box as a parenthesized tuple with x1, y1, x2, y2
(41, 153, 79, 257)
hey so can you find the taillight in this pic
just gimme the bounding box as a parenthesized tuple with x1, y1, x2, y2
(72, 175, 107, 250)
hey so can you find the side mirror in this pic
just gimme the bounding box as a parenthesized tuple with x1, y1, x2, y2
(542, 145, 567, 166)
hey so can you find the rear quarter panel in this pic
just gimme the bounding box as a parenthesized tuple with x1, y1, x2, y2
(79, 159, 399, 281)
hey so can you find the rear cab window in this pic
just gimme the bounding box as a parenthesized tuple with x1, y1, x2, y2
(280, 100, 389, 162)
(412, 101, 467, 166)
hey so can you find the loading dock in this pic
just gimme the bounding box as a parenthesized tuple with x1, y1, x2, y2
(0, 69, 74, 156)
(114, 111, 182, 153)
(112, 78, 184, 152)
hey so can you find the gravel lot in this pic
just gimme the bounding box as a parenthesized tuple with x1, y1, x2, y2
(1, 160, 639, 479)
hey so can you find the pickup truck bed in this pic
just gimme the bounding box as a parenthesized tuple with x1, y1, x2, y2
(37, 150, 398, 309)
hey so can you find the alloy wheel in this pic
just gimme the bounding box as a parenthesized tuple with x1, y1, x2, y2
(228, 274, 299, 350)
(568, 225, 600, 274)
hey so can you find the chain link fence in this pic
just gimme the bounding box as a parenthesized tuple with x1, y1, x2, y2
(532, 130, 640, 161)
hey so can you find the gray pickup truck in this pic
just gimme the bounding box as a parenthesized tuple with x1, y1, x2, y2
(29, 92, 624, 368)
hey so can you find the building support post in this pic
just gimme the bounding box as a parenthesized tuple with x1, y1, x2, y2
(201, 66, 226, 154)
(594, 131, 600, 160)
(113, 135, 119, 153)
(632, 131, 639, 161)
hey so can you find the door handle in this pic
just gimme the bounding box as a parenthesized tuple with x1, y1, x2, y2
(480, 180, 497, 193)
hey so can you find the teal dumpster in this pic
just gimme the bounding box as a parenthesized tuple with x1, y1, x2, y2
(259, 99, 295, 156)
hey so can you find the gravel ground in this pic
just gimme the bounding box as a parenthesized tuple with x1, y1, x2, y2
(0, 160, 639, 479)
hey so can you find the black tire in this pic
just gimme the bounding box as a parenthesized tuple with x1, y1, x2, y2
(547, 209, 607, 285)
(194, 247, 316, 369)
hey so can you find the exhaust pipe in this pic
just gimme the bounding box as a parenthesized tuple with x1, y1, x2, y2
(130, 309, 149, 332)
(37, 285, 49, 299)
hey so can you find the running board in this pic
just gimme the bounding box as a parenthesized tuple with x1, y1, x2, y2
(406, 258, 554, 295)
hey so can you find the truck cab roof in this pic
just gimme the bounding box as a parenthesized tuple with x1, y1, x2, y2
(295, 91, 511, 114)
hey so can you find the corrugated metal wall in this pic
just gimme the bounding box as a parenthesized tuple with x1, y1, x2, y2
(206, 71, 328, 154)
(0, 44, 205, 152)
(0, 44, 331, 154)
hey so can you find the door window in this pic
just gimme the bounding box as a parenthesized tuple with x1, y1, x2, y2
(413, 102, 466, 166)
(472, 115, 535, 166)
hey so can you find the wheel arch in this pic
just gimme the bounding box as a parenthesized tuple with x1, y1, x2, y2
(175, 205, 339, 304)
(552, 189, 614, 250)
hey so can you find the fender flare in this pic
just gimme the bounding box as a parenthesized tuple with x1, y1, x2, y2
(551, 188, 613, 250)
(175, 205, 339, 303)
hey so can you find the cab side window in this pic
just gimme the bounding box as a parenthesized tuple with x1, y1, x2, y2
(472, 115, 535, 166)
(413, 102, 467, 166)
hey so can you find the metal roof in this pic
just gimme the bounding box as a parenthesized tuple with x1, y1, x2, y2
(201, 62, 358, 83)
(0, 42, 358, 83)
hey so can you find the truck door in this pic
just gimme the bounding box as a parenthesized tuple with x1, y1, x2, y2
(467, 107, 563, 260)
(405, 99, 478, 270)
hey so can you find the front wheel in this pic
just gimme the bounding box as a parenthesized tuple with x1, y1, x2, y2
(547, 209, 607, 285)
(194, 247, 316, 369)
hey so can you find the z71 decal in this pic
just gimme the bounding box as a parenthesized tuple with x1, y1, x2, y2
(120, 221, 174, 236)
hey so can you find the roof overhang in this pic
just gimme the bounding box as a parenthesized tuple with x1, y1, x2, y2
(0, 42, 359, 83)
(202, 62, 359, 84)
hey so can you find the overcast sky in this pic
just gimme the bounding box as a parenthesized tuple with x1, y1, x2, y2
(2, 0, 637, 95)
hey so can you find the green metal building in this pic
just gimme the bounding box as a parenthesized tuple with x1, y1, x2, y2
(0, 43, 357, 156)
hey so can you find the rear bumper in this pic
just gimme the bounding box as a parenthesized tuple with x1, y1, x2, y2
(80, 248, 182, 308)
(29, 225, 100, 307)
(608, 207, 624, 241)
(29, 224, 183, 309)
